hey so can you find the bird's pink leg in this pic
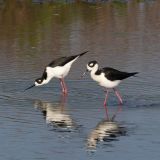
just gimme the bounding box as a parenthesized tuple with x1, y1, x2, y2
(61, 78, 68, 95)
(104, 90, 109, 107)
(59, 79, 65, 94)
(59, 94, 68, 111)
(111, 104, 122, 121)
(113, 88, 123, 104)
(104, 105, 109, 120)
(103, 90, 109, 120)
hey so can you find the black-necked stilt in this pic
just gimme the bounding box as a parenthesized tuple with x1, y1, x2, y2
(25, 51, 88, 94)
(83, 60, 138, 105)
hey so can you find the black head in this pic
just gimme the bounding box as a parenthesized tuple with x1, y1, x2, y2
(86, 60, 99, 72)
(24, 77, 44, 91)
(88, 61, 98, 68)
(35, 78, 44, 86)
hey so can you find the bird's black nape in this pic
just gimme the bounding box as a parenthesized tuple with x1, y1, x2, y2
(24, 84, 35, 91)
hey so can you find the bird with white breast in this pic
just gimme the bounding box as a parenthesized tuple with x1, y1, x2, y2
(25, 51, 88, 94)
(83, 60, 138, 106)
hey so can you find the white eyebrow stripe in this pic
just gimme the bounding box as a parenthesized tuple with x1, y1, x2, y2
(89, 63, 94, 67)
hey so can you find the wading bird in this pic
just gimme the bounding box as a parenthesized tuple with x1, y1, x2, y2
(83, 60, 138, 105)
(25, 51, 88, 94)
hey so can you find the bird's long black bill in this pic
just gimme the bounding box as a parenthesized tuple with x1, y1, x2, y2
(81, 72, 86, 78)
(81, 69, 89, 78)
(24, 84, 35, 91)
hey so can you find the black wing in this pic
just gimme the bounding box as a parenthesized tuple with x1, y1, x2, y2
(48, 57, 67, 67)
(48, 51, 88, 67)
(102, 67, 138, 81)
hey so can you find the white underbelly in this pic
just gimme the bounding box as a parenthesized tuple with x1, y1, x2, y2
(46, 66, 70, 79)
(46, 57, 77, 79)
(91, 73, 121, 89)
(99, 79, 121, 88)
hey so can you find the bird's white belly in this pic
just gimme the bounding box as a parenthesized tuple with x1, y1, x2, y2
(46, 65, 71, 79)
(46, 57, 77, 79)
(91, 73, 121, 88)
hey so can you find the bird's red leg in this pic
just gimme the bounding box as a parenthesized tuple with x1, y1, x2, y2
(111, 104, 122, 121)
(113, 88, 123, 105)
(103, 90, 109, 120)
(59, 79, 65, 94)
(62, 78, 68, 95)
(104, 90, 109, 107)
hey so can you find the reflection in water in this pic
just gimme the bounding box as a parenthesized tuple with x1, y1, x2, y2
(34, 97, 76, 131)
(87, 105, 126, 150)
(87, 120, 126, 150)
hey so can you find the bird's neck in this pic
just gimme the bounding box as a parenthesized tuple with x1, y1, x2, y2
(91, 65, 99, 75)
(35, 76, 52, 86)
(41, 68, 55, 85)
(41, 76, 52, 85)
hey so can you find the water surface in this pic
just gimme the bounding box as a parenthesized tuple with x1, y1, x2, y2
(0, 0, 160, 160)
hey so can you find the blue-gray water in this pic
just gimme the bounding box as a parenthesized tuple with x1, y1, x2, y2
(0, 0, 160, 160)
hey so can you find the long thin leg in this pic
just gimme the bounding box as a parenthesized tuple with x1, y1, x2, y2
(113, 88, 123, 104)
(59, 94, 68, 112)
(61, 78, 68, 95)
(59, 79, 65, 94)
(102, 89, 109, 120)
(111, 104, 122, 121)
(104, 105, 109, 120)
(104, 90, 109, 107)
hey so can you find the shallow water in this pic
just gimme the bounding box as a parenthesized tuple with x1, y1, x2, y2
(0, 0, 160, 159)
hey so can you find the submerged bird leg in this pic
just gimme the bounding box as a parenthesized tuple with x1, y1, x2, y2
(111, 104, 122, 121)
(104, 105, 109, 120)
(61, 78, 68, 95)
(113, 88, 123, 105)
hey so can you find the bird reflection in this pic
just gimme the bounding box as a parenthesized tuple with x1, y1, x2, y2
(87, 105, 126, 150)
(34, 96, 76, 131)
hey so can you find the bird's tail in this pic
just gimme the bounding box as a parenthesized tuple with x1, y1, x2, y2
(129, 72, 139, 77)
(78, 51, 89, 57)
